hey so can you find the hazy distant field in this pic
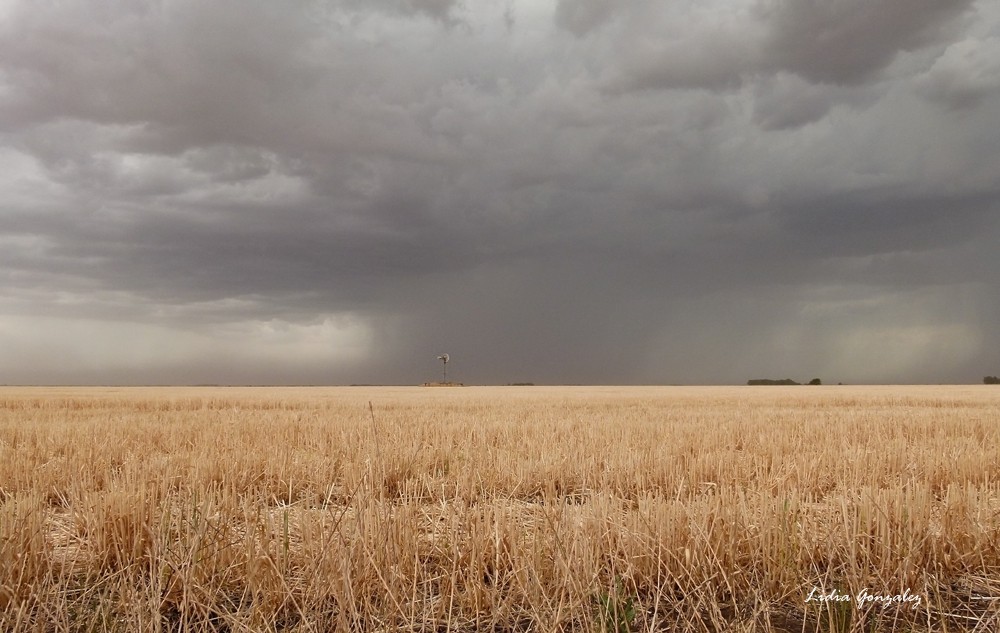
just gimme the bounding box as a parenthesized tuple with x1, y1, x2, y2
(1, 385, 999, 632)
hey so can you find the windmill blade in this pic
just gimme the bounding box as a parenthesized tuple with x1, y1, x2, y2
(437, 354, 449, 363)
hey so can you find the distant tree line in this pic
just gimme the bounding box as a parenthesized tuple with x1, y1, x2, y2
(748, 378, 800, 385)
(985, 376, 1000, 384)
(747, 378, 822, 386)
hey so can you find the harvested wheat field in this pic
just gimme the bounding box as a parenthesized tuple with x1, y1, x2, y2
(1, 385, 999, 632)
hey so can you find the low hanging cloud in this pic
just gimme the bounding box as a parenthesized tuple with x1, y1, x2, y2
(1, 0, 999, 385)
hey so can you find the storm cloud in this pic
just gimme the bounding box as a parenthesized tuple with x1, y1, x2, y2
(1, 0, 998, 385)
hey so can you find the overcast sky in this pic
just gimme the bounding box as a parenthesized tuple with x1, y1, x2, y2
(1, 0, 998, 385)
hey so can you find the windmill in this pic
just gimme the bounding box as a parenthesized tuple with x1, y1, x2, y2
(436, 353, 450, 383)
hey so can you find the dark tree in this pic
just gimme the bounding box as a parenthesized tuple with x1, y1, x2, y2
(985, 376, 1000, 384)
(809, 378, 822, 385)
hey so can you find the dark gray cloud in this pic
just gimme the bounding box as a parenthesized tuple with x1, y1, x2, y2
(344, 0, 463, 23)
(759, 0, 976, 84)
(1, 0, 999, 385)
(553, 0, 619, 37)
(916, 36, 1000, 109)
(751, 74, 870, 130)
(591, 0, 976, 92)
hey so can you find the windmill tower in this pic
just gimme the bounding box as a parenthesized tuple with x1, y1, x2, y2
(436, 354, 449, 383)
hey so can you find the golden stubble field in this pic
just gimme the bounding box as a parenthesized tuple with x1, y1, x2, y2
(1, 385, 999, 632)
